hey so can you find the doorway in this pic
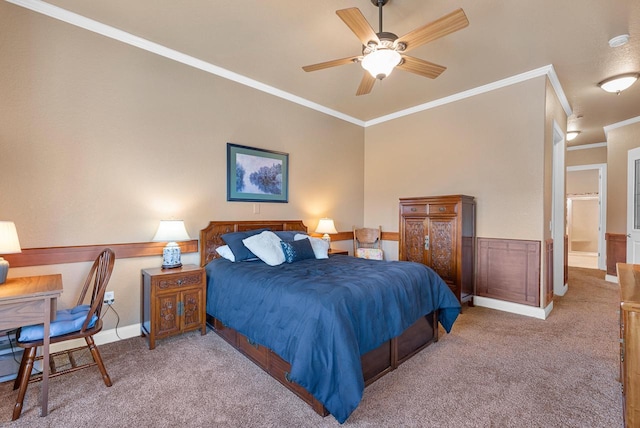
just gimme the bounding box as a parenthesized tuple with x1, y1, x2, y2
(627, 147, 640, 263)
(566, 164, 606, 270)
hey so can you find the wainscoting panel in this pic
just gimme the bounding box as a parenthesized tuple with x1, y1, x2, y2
(545, 239, 554, 307)
(476, 238, 541, 307)
(605, 233, 626, 276)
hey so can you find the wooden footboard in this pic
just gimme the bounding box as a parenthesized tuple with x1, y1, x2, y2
(207, 311, 438, 417)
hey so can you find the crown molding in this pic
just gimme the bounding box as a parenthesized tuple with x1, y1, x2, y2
(8, 0, 572, 130)
(365, 65, 571, 127)
(603, 115, 640, 138)
(567, 142, 607, 151)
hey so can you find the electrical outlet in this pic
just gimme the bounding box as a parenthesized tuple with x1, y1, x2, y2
(104, 291, 115, 305)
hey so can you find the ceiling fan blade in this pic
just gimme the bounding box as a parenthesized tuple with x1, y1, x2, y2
(398, 55, 446, 79)
(356, 72, 376, 96)
(396, 8, 469, 53)
(336, 8, 380, 47)
(302, 56, 360, 72)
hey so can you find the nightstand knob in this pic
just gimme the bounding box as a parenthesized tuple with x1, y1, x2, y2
(177, 280, 183, 285)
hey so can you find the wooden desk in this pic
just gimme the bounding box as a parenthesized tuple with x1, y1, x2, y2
(0, 274, 62, 419)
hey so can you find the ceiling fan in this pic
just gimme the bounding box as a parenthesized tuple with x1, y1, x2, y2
(302, 0, 469, 95)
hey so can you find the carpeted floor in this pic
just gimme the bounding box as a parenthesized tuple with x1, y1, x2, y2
(0, 267, 624, 427)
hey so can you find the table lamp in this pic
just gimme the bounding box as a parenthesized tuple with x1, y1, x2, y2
(0, 221, 22, 284)
(315, 218, 338, 247)
(152, 220, 190, 269)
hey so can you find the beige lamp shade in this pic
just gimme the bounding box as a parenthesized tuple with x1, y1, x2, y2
(153, 220, 190, 269)
(315, 218, 338, 247)
(152, 220, 190, 242)
(0, 221, 21, 254)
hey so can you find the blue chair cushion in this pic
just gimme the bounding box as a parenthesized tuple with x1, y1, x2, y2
(18, 304, 98, 342)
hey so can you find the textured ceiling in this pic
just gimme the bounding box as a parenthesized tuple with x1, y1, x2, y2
(23, 0, 640, 146)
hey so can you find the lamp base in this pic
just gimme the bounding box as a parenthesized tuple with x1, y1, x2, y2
(321, 234, 331, 250)
(161, 242, 182, 269)
(0, 257, 8, 284)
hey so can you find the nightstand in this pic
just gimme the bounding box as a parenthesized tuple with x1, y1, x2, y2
(141, 265, 206, 350)
(328, 249, 349, 256)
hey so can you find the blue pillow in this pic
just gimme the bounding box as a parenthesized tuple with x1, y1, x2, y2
(280, 239, 316, 263)
(222, 228, 269, 261)
(274, 231, 307, 241)
(18, 304, 98, 342)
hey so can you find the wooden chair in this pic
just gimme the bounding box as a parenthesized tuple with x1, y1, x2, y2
(12, 248, 115, 420)
(353, 226, 384, 260)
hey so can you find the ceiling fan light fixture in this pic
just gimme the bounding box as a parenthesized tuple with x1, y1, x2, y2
(361, 48, 402, 80)
(598, 73, 639, 94)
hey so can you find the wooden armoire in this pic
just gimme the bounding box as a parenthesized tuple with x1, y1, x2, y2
(399, 195, 476, 305)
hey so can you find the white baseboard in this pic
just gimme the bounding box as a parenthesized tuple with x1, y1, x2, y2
(605, 274, 619, 284)
(473, 296, 552, 320)
(50, 323, 141, 353)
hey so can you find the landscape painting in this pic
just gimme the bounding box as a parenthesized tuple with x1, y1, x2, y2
(227, 143, 289, 202)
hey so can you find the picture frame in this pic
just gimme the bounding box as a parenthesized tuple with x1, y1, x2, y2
(227, 143, 289, 203)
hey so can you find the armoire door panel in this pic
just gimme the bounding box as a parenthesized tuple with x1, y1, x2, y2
(425, 218, 457, 283)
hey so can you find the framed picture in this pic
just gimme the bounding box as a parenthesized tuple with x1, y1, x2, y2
(227, 143, 289, 203)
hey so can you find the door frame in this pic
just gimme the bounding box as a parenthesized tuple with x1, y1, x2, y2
(566, 163, 607, 270)
(552, 122, 568, 296)
(627, 147, 640, 263)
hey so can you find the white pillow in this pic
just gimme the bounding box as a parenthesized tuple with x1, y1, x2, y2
(216, 245, 235, 262)
(294, 234, 329, 259)
(242, 231, 285, 266)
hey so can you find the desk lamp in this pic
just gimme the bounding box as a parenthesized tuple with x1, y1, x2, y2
(152, 220, 190, 269)
(0, 221, 22, 284)
(315, 218, 338, 248)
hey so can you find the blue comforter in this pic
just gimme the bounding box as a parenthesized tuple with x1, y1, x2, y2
(205, 256, 460, 423)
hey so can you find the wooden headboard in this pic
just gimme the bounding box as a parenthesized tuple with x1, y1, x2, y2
(199, 220, 308, 266)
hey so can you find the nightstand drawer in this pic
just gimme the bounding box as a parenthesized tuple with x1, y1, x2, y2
(153, 271, 204, 291)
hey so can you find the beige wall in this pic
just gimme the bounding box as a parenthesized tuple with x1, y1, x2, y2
(0, 4, 364, 329)
(364, 77, 548, 261)
(566, 146, 607, 166)
(567, 169, 599, 195)
(607, 121, 640, 234)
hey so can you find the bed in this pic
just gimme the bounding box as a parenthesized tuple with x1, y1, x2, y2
(200, 220, 460, 423)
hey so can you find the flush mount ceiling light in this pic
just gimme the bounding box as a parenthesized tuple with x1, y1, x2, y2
(598, 73, 639, 94)
(566, 131, 580, 141)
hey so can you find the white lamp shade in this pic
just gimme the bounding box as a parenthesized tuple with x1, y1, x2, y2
(598, 73, 639, 93)
(0, 221, 22, 254)
(362, 49, 402, 80)
(315, 218, 338, 235)
(152, 220, 190, 242)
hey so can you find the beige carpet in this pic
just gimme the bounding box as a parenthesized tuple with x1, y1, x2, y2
(0, 267, 623, 427)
